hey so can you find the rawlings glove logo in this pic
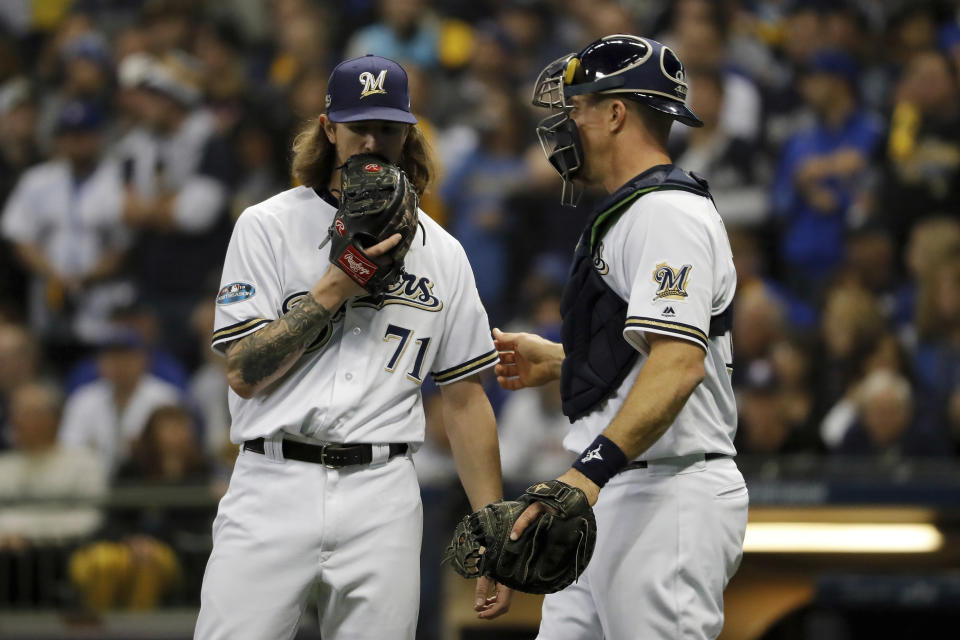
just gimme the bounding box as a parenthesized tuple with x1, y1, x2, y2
(337, 246, 377, 285)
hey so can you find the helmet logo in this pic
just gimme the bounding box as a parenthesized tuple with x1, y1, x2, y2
(657, 47, 690, 101)
(359, 70, 388, 99)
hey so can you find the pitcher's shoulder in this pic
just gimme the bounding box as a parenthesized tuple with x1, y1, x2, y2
(410, 210, 468, 255)
(237, 186, 330, 225)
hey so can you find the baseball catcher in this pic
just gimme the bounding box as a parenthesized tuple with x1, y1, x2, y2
(443, 479, 596, 594)
(325, 153, 419, 296)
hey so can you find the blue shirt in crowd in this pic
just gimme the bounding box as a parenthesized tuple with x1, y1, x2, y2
(440, 149, 528, 323)
(771, 110, 883, 286)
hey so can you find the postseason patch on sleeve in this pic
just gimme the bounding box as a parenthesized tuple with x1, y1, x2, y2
(216, 282, 256, 305)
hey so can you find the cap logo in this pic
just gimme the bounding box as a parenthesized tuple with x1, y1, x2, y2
(364, 163, 381, 172)
(359, 70, 388, 99)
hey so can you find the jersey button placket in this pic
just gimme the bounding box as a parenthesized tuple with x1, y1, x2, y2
(329, 306, 364, 433)
(341, 310, 365, 386)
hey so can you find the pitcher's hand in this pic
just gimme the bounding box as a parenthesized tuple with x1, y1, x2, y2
(312, 233, 402, 303)
(474, 576, 512, 619)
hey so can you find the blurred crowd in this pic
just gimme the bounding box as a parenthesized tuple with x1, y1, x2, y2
(1, 0, 960, 612)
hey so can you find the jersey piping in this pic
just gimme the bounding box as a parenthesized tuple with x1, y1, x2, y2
(431, 349, 498, 385)
(212, 318, 271, 353)
(625, 316, 709, 350)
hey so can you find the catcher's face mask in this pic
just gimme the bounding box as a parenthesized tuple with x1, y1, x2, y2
(532, 53, 584, 207)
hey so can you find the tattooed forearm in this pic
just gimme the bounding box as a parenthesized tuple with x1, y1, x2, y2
(227, 296, 332, 394)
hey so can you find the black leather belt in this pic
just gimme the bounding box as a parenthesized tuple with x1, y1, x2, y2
(243, 438, 408, 468)
(622, 452, 730, 472)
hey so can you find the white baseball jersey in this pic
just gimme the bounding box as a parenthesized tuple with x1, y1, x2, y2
(211, 186, 497, 446)
(563, 189, 738, 460)
(113, 110, 226, 233)
(58, 374, 182, 475)
(0, 159, 133, 342)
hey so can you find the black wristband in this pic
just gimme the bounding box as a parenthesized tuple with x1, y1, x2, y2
(572, 435, 629, 488)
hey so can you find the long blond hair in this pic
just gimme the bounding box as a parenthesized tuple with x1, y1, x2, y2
(291, 118, 434, 197)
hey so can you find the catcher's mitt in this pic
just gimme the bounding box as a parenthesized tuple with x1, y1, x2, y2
(326, 153, 419, 296)
(442, 480, 596, 594)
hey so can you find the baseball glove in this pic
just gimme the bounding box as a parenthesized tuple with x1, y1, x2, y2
(442, 480, 596, 594)
(326, 153, 419, 296)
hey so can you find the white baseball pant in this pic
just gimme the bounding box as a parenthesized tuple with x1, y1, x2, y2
(537, 455, 749, 639)
(195, 447, 422, 640)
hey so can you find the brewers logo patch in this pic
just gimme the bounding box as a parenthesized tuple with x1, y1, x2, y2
(652, 262, 692, 300)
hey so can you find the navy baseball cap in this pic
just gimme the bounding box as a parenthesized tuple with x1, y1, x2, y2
(62, 33, 112, 70)
(325, 55, 417, 124)
(804, 49, 859, 88)
(96, 328, 147, 352)
(55, 100, 103, 133)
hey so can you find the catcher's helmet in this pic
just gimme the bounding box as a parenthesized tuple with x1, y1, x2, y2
(533, 34, 702, 127)
(532, 35, 701, 205)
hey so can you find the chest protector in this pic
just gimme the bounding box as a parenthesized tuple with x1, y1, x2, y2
(560, 165, 731, 422)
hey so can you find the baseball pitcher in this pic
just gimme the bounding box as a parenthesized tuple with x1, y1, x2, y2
(194, 55, 511, 640)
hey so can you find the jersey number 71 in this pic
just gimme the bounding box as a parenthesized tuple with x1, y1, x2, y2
(383, 324, 431, 383)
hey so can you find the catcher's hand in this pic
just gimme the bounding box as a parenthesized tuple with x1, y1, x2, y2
(326, 153, 419, 296)
(492, 328, 565, 390)
(442, 480, 597, 595)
